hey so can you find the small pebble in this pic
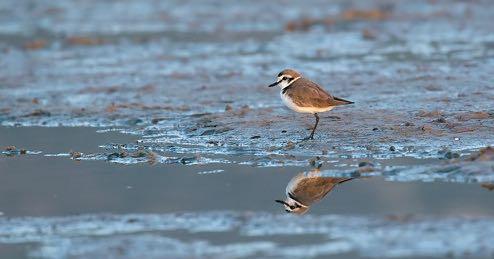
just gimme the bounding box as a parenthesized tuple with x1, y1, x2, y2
(281, 130, 287, 133)
(4, 146, 16, 151)
(237, 105, 250, 116)
(207, 140, 219, 146)
(389, 146, 396, 152)
(358, 161, 374, 167)
(309, 158, 317, 166)
(421, 125, 433, 132)
(70, 151, 82, 159)
(107, 152, 127, 160)
(444, 151, 460, 159)
(250, 135, 261, 139)
(362, 28, 377, 40)
(309, 156, 322, 168)
(284, 141, 295, 150)
(372, 127, 379, 131)
(180, 156, 197, 164)
(146, 151, 158, 165)
(151, 118, 164, 124)
(435, 117, 447, 123)
(132, 150, 148, 158)
(127, 218, 138, 223)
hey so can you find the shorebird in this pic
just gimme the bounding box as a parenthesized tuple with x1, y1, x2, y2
(268, 69, 353, 140)
(275, 170, 353, 214)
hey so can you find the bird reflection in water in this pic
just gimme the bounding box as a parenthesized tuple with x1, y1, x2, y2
(275, 169, 353, 214)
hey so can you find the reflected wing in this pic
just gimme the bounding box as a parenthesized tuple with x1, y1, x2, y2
(287, 172, 353, 206)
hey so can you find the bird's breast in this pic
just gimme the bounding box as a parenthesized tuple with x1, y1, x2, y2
(281, 92, 305, 113)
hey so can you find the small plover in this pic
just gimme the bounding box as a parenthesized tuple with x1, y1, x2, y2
(275, 170, 353, 214)
(269, 69, 353, 140)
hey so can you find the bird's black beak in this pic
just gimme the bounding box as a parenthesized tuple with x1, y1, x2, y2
(275, 199, 289, 206)
(268, 81, 280, 87)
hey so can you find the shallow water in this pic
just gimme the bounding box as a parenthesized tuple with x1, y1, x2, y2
(1, 127, 494, 258)
(1, 0, 494, 258)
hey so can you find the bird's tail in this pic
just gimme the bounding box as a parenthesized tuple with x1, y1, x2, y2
(332, 96, 354, 106)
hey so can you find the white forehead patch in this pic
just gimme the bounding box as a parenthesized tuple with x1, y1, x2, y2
(277, 76, 300, 89)
(278, 75, 293, 79)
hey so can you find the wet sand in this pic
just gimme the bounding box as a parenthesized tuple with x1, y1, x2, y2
(1, 0, 493, 163)
(1, 0, 494, 257)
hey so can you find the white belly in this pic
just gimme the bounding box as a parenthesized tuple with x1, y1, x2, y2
(281, 92, 334, 114)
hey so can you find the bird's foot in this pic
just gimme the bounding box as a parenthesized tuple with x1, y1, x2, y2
(302, 135, 314, 141)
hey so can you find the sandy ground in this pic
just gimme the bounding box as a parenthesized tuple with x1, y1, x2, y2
(1, 0, 494, 258)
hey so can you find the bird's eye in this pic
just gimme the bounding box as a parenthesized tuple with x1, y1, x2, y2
(282, 77, 288, 80)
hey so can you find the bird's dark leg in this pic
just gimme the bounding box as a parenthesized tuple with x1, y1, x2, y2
(304, 113, 319, 140)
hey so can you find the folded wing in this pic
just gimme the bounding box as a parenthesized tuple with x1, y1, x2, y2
(288, 78, 353, 108)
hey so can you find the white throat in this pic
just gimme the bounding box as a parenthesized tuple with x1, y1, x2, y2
(286, 195, 308, 208)
(279, 76, 300, 91)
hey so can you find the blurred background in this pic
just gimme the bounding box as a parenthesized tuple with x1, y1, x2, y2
(1, 0, 492, 125)
(1, 0, 494, 258)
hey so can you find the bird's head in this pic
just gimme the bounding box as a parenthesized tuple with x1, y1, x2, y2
(268, 69, 301, 89)
(275, 197, 309, 215)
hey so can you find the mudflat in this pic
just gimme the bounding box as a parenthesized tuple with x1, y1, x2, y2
(1, 0, 493, 258)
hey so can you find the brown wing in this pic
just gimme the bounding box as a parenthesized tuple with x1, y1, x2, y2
(287, 78, 353, 107)
(287, 172, 352, 206)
